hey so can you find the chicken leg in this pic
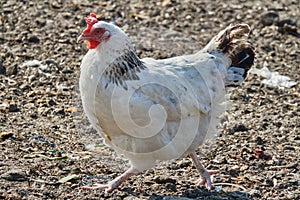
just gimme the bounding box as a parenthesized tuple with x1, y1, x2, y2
(189, 151, 219, 190)
(81, 166, 138, 192)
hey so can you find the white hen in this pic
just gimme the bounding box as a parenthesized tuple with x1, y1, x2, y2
(77, 13, 254, 192)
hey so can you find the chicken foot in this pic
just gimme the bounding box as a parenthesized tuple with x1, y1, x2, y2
(81, 166, 138, 192)
(189, 151, 219, 190)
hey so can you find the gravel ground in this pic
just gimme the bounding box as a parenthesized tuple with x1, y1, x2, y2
(0, 0, 299, 199)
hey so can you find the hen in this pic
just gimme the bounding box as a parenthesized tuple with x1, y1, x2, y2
(77, 13, 254, 192)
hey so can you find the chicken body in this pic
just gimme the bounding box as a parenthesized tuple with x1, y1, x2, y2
(80, 49, 228, 167)
(78, 13, 254, 192)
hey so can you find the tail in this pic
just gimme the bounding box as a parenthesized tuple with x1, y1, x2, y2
(203, 24, 255, 86)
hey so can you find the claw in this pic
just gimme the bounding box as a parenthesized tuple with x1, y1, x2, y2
(195, 169, 219, 190)
(80, 182, 116, 193)
(189, 151, 219, 190)
(80, 167, 138, 193)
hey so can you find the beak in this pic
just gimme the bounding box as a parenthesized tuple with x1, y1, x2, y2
(77, 34, 85, 43)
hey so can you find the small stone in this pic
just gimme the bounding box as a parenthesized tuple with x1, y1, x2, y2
(166, 182, 177, 192)
(261, 12, 279, 26)
(265, 179, 274, 186)
(283, 145, 295, 151)
(3, 7, 13, 14)
(6, 65, 18, 76)
(0, 132, 13, 140)
(256, 136, 264, 145)
(30, 113, 38, 119)
(153, 176, 176, 184)
(53, 108, 65, 115)
(36, 18, 46, 27)
(230, 124, 248, 134)
(62, 68, 74, 74)
(1, 170, 27, 181)
(0, 59, 5, 75)
(228, 168, 239, 177)
(48, 99, 56, 106)
(28, 35, 40, 43)
(21, 60, 41, 68)
(277, 19, 295, 27)
(8, 104, 19, 112)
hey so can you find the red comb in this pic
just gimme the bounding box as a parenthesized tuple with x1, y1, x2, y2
(83, 13, 98, 34)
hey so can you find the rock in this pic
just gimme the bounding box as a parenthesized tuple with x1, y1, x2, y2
(1, 170, 27, 182)
(277, 19, 295, 27)
(166, 182, 177, 192)
(48, 99, 56, 106)
(3, 7, 13, 14)
(261, 12, 279, 26)
(153, 176, 177, 184)
(28, 35, 40, 43)
(36, 18, 46, 27)
(8, 104, 19, 112)
(229, 124, 248, 134)
(277, 19, 299, 36)
(228, 168, 239, 177)
(0, 132, 13, 140)
(20, 60, 41, 68)
(6, 65, 18, 76)
(256, 136, 264, 145)
(0, 59, 5, 75)
(265, 179, 274, 186)
(283, 145, 295, 151)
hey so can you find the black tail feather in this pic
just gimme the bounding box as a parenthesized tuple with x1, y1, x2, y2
(206, 24, 255, 79)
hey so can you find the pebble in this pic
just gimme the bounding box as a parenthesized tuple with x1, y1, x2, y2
(5, 65, 18, 76)
(229, 124, 248, 134)
(20, 60, 41, 68)
(1, 170, 27, 181)
(283, 145, 295, 151)
(261, 12, 279, 26)
(3, 7, 13, 14)
(228, 168, 239, 177)
(166, 182, 177, 192)
(0, 59, 5, 75)
(0, 132, 13, 140)
(8, 104, 19, 112)
(153, 176, 177, 184)
(28, 35, 40, 43)
(265, 179, 274, 186)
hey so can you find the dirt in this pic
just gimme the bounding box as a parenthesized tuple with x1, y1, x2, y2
(0, 0, 299, 199)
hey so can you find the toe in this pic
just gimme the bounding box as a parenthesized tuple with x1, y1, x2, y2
(80, 184, 108, 190)
(207, 170, 219, 175)
(195, 170, 219, 190)
(205, 178, 213, 190)
(105, 185, 114, 193)
(195, 178, 206, 186)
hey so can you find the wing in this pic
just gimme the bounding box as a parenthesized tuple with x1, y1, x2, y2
(91, 52, 228, 169)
